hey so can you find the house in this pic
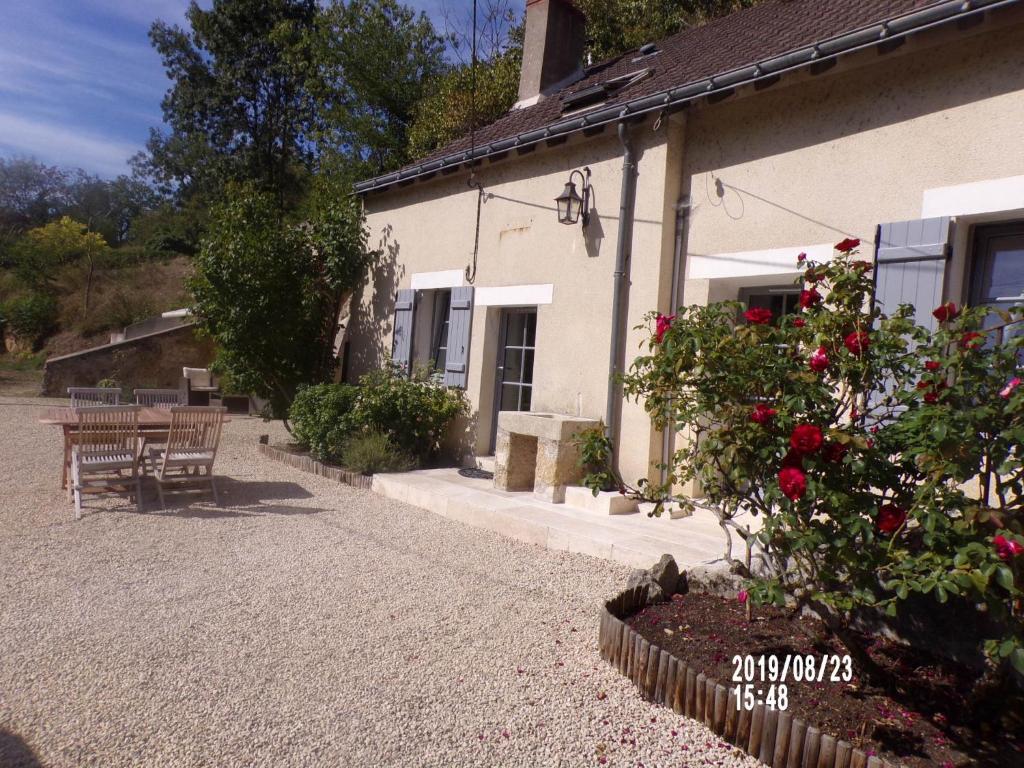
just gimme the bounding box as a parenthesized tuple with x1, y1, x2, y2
(348, 0, 1024, 488)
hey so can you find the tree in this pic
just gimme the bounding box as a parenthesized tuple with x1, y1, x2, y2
(13, 217, 111, 311)
(577, 0, 761, 62)
(138, 0, 321, 206)
(312, 0, 447, 175)
(188, 175, 372, 419)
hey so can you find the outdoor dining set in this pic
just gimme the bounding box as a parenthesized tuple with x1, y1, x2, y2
(38, 385, 229, 519)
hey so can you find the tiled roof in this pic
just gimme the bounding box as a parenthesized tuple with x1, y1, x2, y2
(358, 0, 1009, 192)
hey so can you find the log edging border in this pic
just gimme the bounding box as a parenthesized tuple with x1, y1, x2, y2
(599, 586, 900, 768)
(257, 443, 374, 490)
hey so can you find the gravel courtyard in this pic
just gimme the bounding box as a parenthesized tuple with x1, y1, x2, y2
(0, 396, 757, 768)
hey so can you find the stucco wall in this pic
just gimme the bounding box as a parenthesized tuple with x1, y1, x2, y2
(355, 123, 680, 484)
(680, 21, 1024, 296)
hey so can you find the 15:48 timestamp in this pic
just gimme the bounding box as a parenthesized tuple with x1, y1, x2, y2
(733, 683, 788, 711)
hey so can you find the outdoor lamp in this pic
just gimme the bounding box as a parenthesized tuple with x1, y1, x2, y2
(555, 167, 591, 227)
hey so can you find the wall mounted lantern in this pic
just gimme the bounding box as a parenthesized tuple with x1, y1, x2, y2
(555, 167, 591, 227)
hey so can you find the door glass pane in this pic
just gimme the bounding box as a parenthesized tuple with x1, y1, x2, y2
(505, 313, 526, 347)
(500, 383, 521, 410)
(502, 349, 523, 382)
(520, 385, 532, 411)
(525, 312, 537, 346)
(522, 349, 534, 384)
(977, 234, 1024, 303)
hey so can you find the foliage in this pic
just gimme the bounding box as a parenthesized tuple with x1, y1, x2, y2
(140, 0, 321, 205)
(12, 217, 111, 291)
(577, 0, 761, 61)
(406, 47, 521, 160)
(289, 383, 360, 461)
(347, 364, 469, 461)
(619, 242, 1024, 684)
(1, 293, 58, 348)
(341, 429, 415, 474)
(574, 424, 621, 494)
(312, 0, 447, 175)
(189, 179, 370, 418)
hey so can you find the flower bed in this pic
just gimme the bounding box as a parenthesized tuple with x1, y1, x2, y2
(599, 584, 1023, 768)
(257, 441, 374, 489)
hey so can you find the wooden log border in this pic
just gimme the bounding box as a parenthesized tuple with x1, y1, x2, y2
(599, 587, 899, 768)
(257, 443, 375, 490)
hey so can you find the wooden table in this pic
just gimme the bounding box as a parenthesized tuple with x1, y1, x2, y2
(38, 407, 231, 490)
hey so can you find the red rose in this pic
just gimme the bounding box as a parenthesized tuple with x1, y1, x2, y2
(796, 252, 807, 263)
(823, 442, 848, 463)
(805, 268, 823, 284)
(960, 331, 984, 349)
(994, 534, 1024, 561)
(750, 403, 777, 424)
(809, 346, 830, 373)
(866, 438, 874, 449)
(744, 307, 774, 325)
(1000, 377, 1021, 399)
(924, 361, 941, 372)
(781, 450, 804, 469)
(844, 330, 870, 357)
(877, 504, 907, 534)
(799, 288, 822, 309)
(655, 313, 675, 343)
(793, 318, 806, 328)
(790, 424, 823, 454)
(778, 467, 807, 501)
(932, 302, 958, 322)
(835, 237, 861, 253)
(850, 407, 860, 422)
(851, 261, 872, 273)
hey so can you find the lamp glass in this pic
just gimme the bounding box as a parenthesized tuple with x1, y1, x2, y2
(555, 181, 583, 225)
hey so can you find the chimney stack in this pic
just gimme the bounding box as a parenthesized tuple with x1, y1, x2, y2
(517, 0, 586, 104)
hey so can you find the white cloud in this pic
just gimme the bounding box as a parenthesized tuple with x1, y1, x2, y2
(0, 112, 138, 177)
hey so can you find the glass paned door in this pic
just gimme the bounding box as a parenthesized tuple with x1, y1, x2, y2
(491, 308, 537, 450)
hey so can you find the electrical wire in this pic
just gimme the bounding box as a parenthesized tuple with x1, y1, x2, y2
(465, 0, 483, 284)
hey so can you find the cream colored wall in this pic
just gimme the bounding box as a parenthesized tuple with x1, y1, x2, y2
(680, 22, 1024, 295)
(354, 123, 678, 484)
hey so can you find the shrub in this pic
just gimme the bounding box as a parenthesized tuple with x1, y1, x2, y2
(617, 239, 1024, 691)
(289, 383, 359, 462)
(348, 364, 469, 461)
(341, 430, 414, 475)
(2, 293, 57, 348)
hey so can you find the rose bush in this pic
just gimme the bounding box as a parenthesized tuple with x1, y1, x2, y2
(615, 239, 1024, 691)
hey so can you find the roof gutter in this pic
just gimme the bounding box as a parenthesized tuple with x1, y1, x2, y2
(355, 0, 1018, 195)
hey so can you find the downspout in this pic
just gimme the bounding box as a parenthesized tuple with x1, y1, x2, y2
(660, 195, 691, 486)
(605, 121, 638, 466)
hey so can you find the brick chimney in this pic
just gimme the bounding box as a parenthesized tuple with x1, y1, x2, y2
(517, 0, 586, 104)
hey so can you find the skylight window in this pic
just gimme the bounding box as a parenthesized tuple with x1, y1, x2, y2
(560, 68, 653, 114)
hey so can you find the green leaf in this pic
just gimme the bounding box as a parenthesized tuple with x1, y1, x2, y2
(995, 566, 1015, 591)
(1011, 648, 1024, 675)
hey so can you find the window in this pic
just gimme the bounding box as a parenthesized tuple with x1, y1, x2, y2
(410, 288, 451, 372)
(738, 286, 801, 320)
(429, 290, 451, 371)
(969, 222, 1024, 344)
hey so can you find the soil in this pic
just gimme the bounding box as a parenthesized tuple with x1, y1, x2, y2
(626, 592, 1024, 767)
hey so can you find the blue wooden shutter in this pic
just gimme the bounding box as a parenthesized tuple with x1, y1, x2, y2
(873, 217, 953, 332)
(391, 288, 416, 374)
(443, 286, 474, 388)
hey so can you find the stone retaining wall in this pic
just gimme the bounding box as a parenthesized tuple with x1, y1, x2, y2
(598, 585, 899, 768)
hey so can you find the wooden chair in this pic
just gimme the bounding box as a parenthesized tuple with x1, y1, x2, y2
(68, 387, 121, 407)
(70, 405, 143, 519)
(147, 406, 226, 509)
(134, 388, 185, 408)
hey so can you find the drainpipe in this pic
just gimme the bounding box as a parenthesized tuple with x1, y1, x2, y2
(660, 196, 691, 486)
(605, 121, 638, 465)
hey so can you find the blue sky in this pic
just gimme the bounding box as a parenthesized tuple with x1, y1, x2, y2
(0, 0, 458, 179)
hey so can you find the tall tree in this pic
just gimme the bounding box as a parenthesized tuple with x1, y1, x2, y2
(312, 0, 447, 176)
(138, 0, 321, 206)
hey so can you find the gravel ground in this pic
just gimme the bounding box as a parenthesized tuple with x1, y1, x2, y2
(0, 396, 760, 768)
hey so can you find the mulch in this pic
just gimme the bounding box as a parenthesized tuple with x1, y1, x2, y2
(625, 592, 1024, 768)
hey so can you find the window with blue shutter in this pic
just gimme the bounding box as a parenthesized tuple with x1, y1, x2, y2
(391, 288, 416, 374)
(442, 286, 474, 388)
(873, 216, 953, 332)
